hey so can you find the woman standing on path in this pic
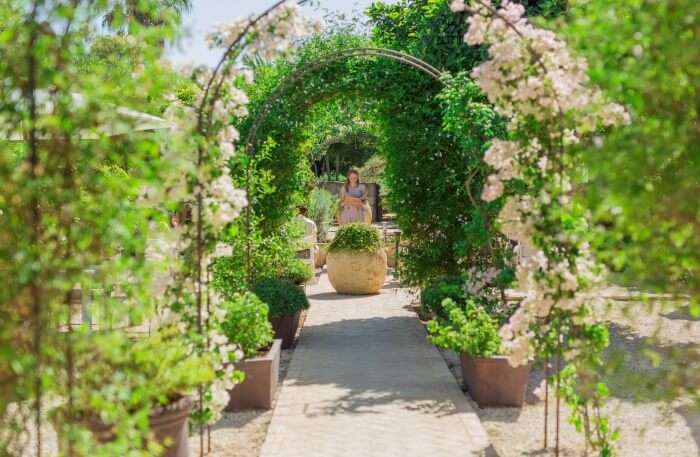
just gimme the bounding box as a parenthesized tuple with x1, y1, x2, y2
(339, 168, 370, 224)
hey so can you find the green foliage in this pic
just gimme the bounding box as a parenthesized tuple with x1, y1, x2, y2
(220, 293, 274, 359)
(308, 188, 337, 242)
(563, 0, 700, 299)
(0, 0, 182, 452)
(307, 99, 383, 178)
(420, 277, 466, 318)
(53, 329, 214, 455)
(357, 154, 386, 186)
(213, 219, 311, 296)
(238, 0, 558, 287)
(281, 258, 315, 285)
(562, 0, 700, 408)
(329, 223, 383, 253)
(427, 299, 502, 357)
(252, 278, 310, 319)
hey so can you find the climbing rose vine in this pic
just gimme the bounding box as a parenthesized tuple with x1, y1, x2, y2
(156, 0, 322, 425)
(451, 0, 630, 454)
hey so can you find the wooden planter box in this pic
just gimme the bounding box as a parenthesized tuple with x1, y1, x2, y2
(227, 339, 282, 411)
(269, 311, 301, 349)
(460, 354, 530, 407)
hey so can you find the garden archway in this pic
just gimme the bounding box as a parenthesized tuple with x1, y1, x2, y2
(232, 33, 504, 287)
(240, 46, 446, 278)
(244, 47, 444, 154)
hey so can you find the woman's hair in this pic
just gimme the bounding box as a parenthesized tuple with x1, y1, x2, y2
(344, 168, 361, 191)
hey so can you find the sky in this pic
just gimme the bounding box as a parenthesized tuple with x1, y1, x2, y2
(168, 0, 395, 67)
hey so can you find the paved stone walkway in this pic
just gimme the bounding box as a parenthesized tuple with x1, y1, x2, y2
(260, 274, 491, 457)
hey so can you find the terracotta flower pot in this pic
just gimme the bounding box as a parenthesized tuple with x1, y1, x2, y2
(315, 244, 328, 268)
(269, 311, 301, 349)
(84, 396, 192, 457)
(227, 339, 282, 411)
(460, 354, 530, 407)
(384, 245, 397, 268)
(326, 249, 387, 295)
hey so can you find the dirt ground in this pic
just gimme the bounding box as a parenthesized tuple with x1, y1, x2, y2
(437, 298, 700, 457)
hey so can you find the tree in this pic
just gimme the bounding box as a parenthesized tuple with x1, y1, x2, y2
(102, 0, 192, 34)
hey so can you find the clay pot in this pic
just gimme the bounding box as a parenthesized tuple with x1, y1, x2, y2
(227, 339, 282, 411)
(315, 244, 328, 268)
(269, 311, 301, 349)
(84, 396, 192, 457)
(460, 354, 530, 407)
(326, 249, 387, 295)
(384, 246, 397, 268)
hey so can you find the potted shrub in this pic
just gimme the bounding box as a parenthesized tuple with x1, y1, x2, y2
(220, 292, 281, 410)
(420, 277, 467, 319)
(52, 329, 216, 457)
(427, 299, 530, 407)
(326, 223, 386, 295)
(252, 277, 310, 349)
(281, 258, 314, 286)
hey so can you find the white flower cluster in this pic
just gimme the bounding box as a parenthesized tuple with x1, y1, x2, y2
(452, 0, 630, 127)
(212, 84, 249, 123)
(452, 0, 630, 202)
(206, 1, 324, 60)
(465, 266, 501, 296)
(500, 241, 605, 366)
(481, 139, 520, 201)
(450, 1, 625, 366)
(203, 171, 248, 230)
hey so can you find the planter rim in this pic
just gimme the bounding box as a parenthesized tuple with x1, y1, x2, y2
(245, 339, 282, 363)
(327, 247, 384, 254)
(269, 309, 303, 320)
(461, 353, 509, 361)
(461, 353, 532, 366)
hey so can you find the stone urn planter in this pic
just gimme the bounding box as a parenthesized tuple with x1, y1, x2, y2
(460, 354, 531, 407)
(327, 249, 387, 295)
(227, 339, 282, 410)
(81, 396, 193, 457)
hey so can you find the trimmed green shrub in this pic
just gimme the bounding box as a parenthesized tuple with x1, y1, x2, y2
(252, 278, 310, 319)
(328, 223, 383, 253)
(220, 293, 274, 359)
(427, 299, 502, 357)
(420, 277, 467, 318)
(281, 260, 314, 285)
(57, 329, 217, 428)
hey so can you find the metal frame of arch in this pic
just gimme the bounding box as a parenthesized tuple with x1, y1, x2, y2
(243, 47, 444, 281)
(245, 47, 443, 154)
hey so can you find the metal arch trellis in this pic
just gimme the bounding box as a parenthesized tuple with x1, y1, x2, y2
(243, 47, 445, 283)
(244, 47, 443, 155)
